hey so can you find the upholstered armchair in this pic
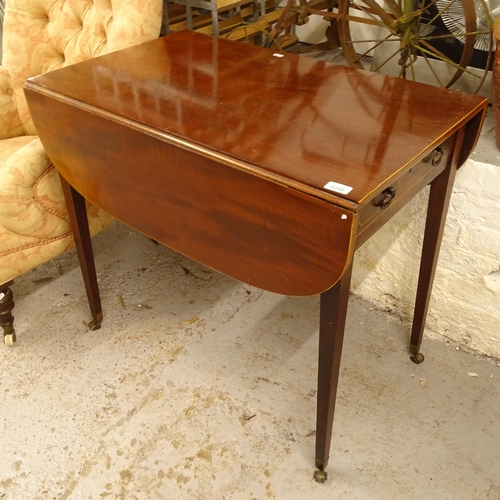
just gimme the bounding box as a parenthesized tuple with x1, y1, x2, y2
(0, 0, 163, 345)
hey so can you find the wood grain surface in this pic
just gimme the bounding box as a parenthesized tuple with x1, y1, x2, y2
(24, 31, 487, 295)
(26, 31, 487, 205)
(26, 91, 355, 296)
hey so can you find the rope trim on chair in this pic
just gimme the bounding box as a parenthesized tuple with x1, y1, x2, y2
(0, 163, 74, 258)
(32, 164, 71, 225)
(0, 231, 72, 257)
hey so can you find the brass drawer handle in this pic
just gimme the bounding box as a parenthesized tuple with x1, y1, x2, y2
(375, 187, 396, 210)
(432, 145, 445, 166)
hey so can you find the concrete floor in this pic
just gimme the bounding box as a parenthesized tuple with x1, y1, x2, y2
(1, 76, 500, 500)
(2, 210, 500, 499)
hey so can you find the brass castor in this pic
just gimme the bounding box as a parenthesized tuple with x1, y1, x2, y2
(88, 318, 102, 331)
(410, 352, 425, 364)
(88, 312, 103, 331)
(4, 332, 15, 346)
(314, 470, 328, 483)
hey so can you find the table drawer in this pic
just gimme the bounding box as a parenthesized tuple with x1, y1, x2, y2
(355, 135, 455, 249)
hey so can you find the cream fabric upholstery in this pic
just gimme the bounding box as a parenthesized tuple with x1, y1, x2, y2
(0, 0, 163, 286)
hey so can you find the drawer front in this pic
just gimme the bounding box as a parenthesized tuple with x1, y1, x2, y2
(355, 135, 455, 249)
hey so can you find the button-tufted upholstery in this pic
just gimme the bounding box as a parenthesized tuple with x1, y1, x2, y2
(0, 0, 163, 344)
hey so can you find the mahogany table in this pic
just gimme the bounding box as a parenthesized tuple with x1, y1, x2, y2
(24, 31, 487, 481)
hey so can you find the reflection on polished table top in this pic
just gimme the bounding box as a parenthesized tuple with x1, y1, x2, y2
(24, 31, 487, 481)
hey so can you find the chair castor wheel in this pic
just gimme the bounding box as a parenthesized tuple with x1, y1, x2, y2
(314, 470, 328, 483)
(410, 352, 425, 364)
(4, 332, 16, 346)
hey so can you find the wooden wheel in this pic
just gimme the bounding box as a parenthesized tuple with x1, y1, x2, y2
(335, 0, 493, 92)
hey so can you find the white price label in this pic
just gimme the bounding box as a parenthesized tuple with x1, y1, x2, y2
(323, 181, 353, 195)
